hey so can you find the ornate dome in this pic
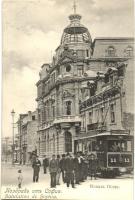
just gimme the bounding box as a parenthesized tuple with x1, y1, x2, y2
(61, 14, 92, 45)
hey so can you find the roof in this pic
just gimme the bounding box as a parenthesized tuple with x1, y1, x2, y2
(75, 132, 131, 140)
(92, 37, 134, 46)
(93, 37, 134, 41)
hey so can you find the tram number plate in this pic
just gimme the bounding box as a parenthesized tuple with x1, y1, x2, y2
(107, 153, 133, 168)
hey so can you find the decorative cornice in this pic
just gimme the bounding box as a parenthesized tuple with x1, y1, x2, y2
(93, 37, 134, 44)
(88, 57, 129, 62)
(36, 76, 96, 100)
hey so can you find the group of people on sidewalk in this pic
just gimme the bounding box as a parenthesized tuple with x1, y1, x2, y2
(31, 152, 98, 188)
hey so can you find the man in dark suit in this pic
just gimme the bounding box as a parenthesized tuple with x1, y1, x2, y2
(56, 155, 61, 185)
(88, 153, 98, 180)
(74, 152, 83, 184)
(49, 155, 58, 188)
(65, 153, 75, 188)
(43, 155, 49, 174)
(32, 156, 41, 182)
(59, 154, 66, 183)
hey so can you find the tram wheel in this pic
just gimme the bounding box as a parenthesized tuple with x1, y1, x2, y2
(101, 169, 116, 178)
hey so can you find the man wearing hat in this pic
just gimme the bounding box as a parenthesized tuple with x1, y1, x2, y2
(60, 154, 66, 183)
(32, 156, 41, 182)
(74, 152, 83, 184)
(65, 153, 75, 188)
(56, 155, 61, 185)
(88, 153, 98, 180)
(17, 169, 23, 188)
(43, 155, 49, 174)
(49, 154, 58, 188)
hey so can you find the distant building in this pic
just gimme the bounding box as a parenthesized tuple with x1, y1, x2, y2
(17, 110, 38, 164)
(36, 11, 134, 157)
(1, 137, 12, 162)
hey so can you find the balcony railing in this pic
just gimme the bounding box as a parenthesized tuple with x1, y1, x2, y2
(53, 115, 81, 124)
(87, 122, 107, 131)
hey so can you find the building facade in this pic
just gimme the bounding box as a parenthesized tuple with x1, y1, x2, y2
(17, 111, 38, 164)
(77, 60, 134, 152)
(1, 137, 12, 163)
(36, 12, 134, 157)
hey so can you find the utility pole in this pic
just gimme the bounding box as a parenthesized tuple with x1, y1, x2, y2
(11, 109, 15, 166)
(19, 115, 22, 165)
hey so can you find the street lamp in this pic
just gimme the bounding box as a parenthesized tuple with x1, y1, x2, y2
(11, 109, 15, 165)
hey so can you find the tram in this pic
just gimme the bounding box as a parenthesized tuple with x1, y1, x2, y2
(75, 131, 133, 178)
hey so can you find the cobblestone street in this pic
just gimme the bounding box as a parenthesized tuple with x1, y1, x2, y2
(1, 163, 134, 200)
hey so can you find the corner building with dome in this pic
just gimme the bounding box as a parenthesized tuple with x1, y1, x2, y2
(36, 12, 134, 157)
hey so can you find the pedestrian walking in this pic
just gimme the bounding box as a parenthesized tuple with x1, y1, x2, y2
(88, 153, 98, 180)
(56, 155, 61, 185)
(17, 169, 23, 188)
(79, 152, 84, 182)
(60, 154, 66, 183)
(65, 153, 75, 188)
(49, 155, 58, 188)
(83, 154, 89, 180)
(31, 152, 37, 165)
(74, 152, 83, 184)
(43, 155, 49, 174)
(32, 156, 41, 182)
(74, 153, 80, 184)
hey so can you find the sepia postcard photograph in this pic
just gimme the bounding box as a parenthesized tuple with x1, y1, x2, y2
(1, 0, 134, 199)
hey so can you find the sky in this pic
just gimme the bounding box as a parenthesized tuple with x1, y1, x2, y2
(2, 0, 134, 137)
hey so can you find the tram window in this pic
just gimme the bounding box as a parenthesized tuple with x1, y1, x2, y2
(88, 112, 93, 124)
(127, 141, 132, 151)
(88, 143, 91, 152)
(108, 141, 132, 152)
(109, 141, 120, 152)
(98, 141, 104, 151)
(92, 141, 96, 151)
(110, 104, 115, 123)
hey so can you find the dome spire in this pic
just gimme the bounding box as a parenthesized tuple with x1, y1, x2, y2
(69, 0, 81, 23)
(73, 0, 77, 14)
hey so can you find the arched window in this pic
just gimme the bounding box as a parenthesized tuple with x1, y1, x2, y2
(65, 64, 71, 72)
(107, 46, 116, 57)
(53, 134, 55, 153)
(38, 137, 40, 155)
(44, 135, 46, 152)
(65, 131, 72, 152)
(47, 100, 49, 120)
(47, 134, 49, 152)
(56, 132, 59, 154)
(65, 101, 72, 115)
(124, 46, 133, 57)
(110, 104, 115, 123)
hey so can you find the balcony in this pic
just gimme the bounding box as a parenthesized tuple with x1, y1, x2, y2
(38, 121, 53, 130)
(87, 122, 107, 132)
(53, 115, 81, 124)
